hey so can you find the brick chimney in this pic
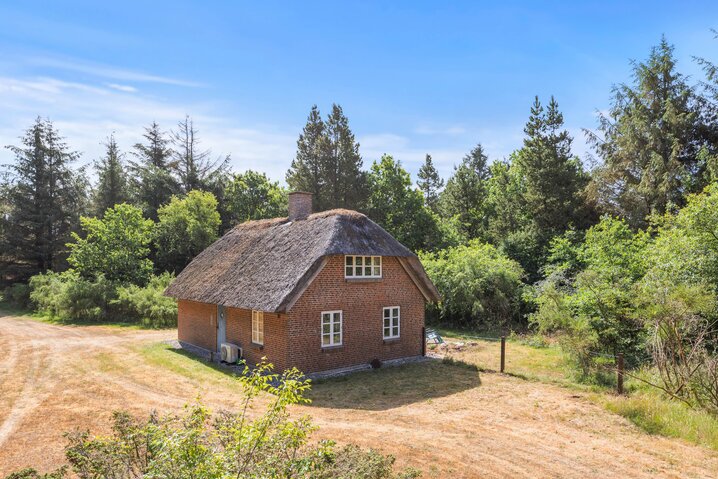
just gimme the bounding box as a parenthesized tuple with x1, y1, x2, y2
(288, 191, 313, 221)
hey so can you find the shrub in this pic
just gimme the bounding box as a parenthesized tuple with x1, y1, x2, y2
(420, 240, 526, 329)
(2, 283, 31, 308)
(114, 273, 177, 328)
(28, 271, 117, 323)
(28, 271, 72, 318)
(5, 362, 418, 479)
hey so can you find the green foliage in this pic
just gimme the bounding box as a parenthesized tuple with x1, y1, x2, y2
(4, 468, 67, 479)
(171, 116, 230, 193)
(420, 240, 526, 329)
(129, 122, 180, 221)
(6, 362, 416, 479)
(440, 144, 491, 240)
(588, 38, 706, 228)
(92, 134, 129, 216)
(2, 282, 31, 308)
(531, 216, 651, 371)
(367, 155, 457, 252)
(225, 170, 288, 224)
(154, 190, 221, 273)
(287, 104, 368, 212)
(67, 203, 154, 285)
(416, 154, 444, 213)
(2, 117, 87, 280)
(114, 273, 177, 328)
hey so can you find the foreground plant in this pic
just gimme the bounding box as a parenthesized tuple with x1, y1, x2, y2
(6, 362, 418, 479)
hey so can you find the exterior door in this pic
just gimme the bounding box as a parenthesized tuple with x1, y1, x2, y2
(217, 305, 226, 352)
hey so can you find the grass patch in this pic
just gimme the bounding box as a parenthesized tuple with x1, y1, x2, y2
(438, 332, 718, 451)
(308, 360, 480, 410)
(135, 342, 238, 386)
(601, 391, 718, 450)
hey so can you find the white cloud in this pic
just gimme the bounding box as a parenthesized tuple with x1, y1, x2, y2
(0, 75, 296, 182)
(27, 56, 202, 87)
(106, 83, 137, 93)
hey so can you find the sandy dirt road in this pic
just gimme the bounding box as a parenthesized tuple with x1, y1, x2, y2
(1, 313, 717, 478)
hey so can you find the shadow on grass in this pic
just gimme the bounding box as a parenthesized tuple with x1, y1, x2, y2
(307, 358, 481, 411)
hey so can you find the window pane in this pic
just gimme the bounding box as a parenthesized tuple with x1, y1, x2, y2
(346, 267, 353, 276)
(355, 266, 363, 276)
(393, 326, 399, 336)
(384, 317, 390, 328)
(346, 256, 353, 266)
(384, 309, 389, 318)
(373, 266, 380, 276)
(333, 333, 341, 343)
(356, 256, 363, 266)
(365, 266, 371, 275)
(322, 335, 330, 346)
(322, 313, 330, 323)
(394, 308, 399, 317)
(332, 322, 339, 334)
(323, 323, 330, 334)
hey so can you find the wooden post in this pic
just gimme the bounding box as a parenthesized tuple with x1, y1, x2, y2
(500, 336, 506, 373)
(617, 352, 624, 395)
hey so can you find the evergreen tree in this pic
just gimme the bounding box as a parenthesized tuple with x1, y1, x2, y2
(129, 122, 179, 221)
(286, 104, 367, 212)
(440, 144, 491, 239)
(286, 105, 327, 210)
(367, 154, 450, 252)
(587, 38, 702, 228)
(417, 154, 444, 212)
(323, 104, 368, 210)
(93, 134, 129, 216)
(2, 118, 86, 280)
(171, 116, 230, 193)
(516, 96, 588, 239)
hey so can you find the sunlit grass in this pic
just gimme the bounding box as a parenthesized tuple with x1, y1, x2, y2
(435, 331, 718, 451)
(134, 342, 239, 387)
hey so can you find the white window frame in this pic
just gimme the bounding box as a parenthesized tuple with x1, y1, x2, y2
(252, 310, 264, 345)
(344, 255, 382, 279)
(321, 310, 343, 347)
(383, 306, 400, 339)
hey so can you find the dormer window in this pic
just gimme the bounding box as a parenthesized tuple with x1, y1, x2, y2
(345, 255, 382, 278)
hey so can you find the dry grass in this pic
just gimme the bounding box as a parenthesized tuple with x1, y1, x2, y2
(2, 312, 718, 478)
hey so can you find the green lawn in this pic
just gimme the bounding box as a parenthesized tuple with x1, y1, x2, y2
(435, 330, 718, 451)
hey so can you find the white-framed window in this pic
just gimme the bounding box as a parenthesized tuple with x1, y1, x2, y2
(321, 310, 342, 347)
(345, 255, 382, 278)
(383, 306, 400, 339)
(252, 310, 264, 345)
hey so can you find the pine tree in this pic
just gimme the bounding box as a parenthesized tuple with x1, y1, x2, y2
(323, 104, 368, 211)
(517, 96, 588, 238)
(171, 116, 230, 193)
(440, 144, 491, 239)
(129, 122, 179, 221)
(417, 154, 444, 212)
(2, 118, 86, 279)
(286, 105, 327, 210)
(587, 38, 702, 228)
(93, 134, 129, 216)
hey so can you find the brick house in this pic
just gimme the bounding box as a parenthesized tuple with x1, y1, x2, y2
(164, 192, 440, 374)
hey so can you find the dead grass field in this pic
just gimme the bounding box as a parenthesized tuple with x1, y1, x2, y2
(1, 312, 718, 478)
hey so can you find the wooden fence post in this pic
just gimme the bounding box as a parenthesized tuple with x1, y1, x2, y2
(617, 352, 624, 395)
(500, 336, 506, 373)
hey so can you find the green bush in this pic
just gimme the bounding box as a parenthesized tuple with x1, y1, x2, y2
(5, 362, 417, 479)
(28, 271, 73, 318)
(420, 240, 526, 329)
(2, 283, 31, 308)
(114, 273, 177, 328)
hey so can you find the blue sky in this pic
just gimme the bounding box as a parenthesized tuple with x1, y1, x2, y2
(1, 1, 717, 182)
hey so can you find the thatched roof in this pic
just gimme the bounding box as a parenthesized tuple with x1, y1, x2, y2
(165, 209, 440, 312)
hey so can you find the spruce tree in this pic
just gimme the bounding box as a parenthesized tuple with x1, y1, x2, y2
(417, 154, 444, 212)
(2, 118, 86, 279)
(286, 105, 327, 210)
(517, 96, 588, 239)
(323, 104, 368, 211)
(129, 122, 179, 221)
(171, 115, 230, 193)
(286, 104, 367, 212)
(93, 134, 129, 216)
(588, 38, 702, 228)
(441, 144, 491, 239)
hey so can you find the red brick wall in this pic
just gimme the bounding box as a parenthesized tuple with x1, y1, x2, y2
(287, 255, 425, 373)
(177, 299, 217, 351)
(225, 307, 289, 372)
